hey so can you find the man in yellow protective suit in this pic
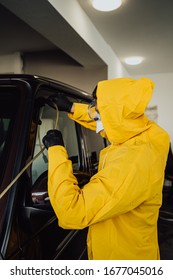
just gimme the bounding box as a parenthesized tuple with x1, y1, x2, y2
(42, 77, 170, 260)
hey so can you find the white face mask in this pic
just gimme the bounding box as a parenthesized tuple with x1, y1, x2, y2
(96, 120, 104, 133)
(96, 113, 104, 133)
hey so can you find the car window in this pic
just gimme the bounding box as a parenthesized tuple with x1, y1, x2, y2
(0, 119, 10, 161)
(0, 88, 20, 184)
(32, 105, 80, 184)
(82, 127, 107, 174)
(30, 101, 107, 207)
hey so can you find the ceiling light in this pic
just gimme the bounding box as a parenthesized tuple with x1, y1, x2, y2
(92, 0, 122, 12)
(124, 56, 144, 65)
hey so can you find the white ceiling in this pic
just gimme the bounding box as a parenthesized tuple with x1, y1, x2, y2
(0, 0, 173, 76)
(77, 0, 173, 75)
(0, 0, 105, 68)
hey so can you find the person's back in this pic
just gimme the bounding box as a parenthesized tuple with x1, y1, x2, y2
(85, 121, 168, 259)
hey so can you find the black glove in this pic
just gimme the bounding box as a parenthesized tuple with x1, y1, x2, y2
(49, 92, 73, 112)
(42, 130, 64, 149)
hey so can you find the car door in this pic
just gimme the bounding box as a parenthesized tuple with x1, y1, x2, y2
(8, 94, 89, 260)
(0, 78, 35, 259)
(1, 78, 107, 260)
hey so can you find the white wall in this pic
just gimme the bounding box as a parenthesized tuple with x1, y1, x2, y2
(24, 51, 107, 93)
(0, 52, 23, 74)
(134, 72, 173, 146)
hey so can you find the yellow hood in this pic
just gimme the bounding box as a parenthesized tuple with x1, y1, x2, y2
(97, 77, 154, 144)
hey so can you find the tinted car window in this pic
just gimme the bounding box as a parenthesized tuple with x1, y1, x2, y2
(0, 119, 10, 168)
(82, 127, 106, 174)
(0, 88, 20, 184)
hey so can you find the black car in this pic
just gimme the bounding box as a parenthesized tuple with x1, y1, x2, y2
(0, 74, 107, 260)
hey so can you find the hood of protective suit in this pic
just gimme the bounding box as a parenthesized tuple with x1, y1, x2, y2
(97, 77, 154, 144)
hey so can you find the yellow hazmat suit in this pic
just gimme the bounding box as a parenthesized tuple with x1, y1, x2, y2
(48, 77, 170, 259)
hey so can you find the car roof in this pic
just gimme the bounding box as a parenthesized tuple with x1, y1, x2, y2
(0, 74, 92, 101)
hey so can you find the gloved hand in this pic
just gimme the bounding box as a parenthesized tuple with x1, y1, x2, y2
(42, 130, 64, 149)
(49, 92, 73, 112)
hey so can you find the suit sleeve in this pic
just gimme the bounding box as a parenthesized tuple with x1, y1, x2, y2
(68, 102, 106, 138)
(48, 145, 150, 229)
